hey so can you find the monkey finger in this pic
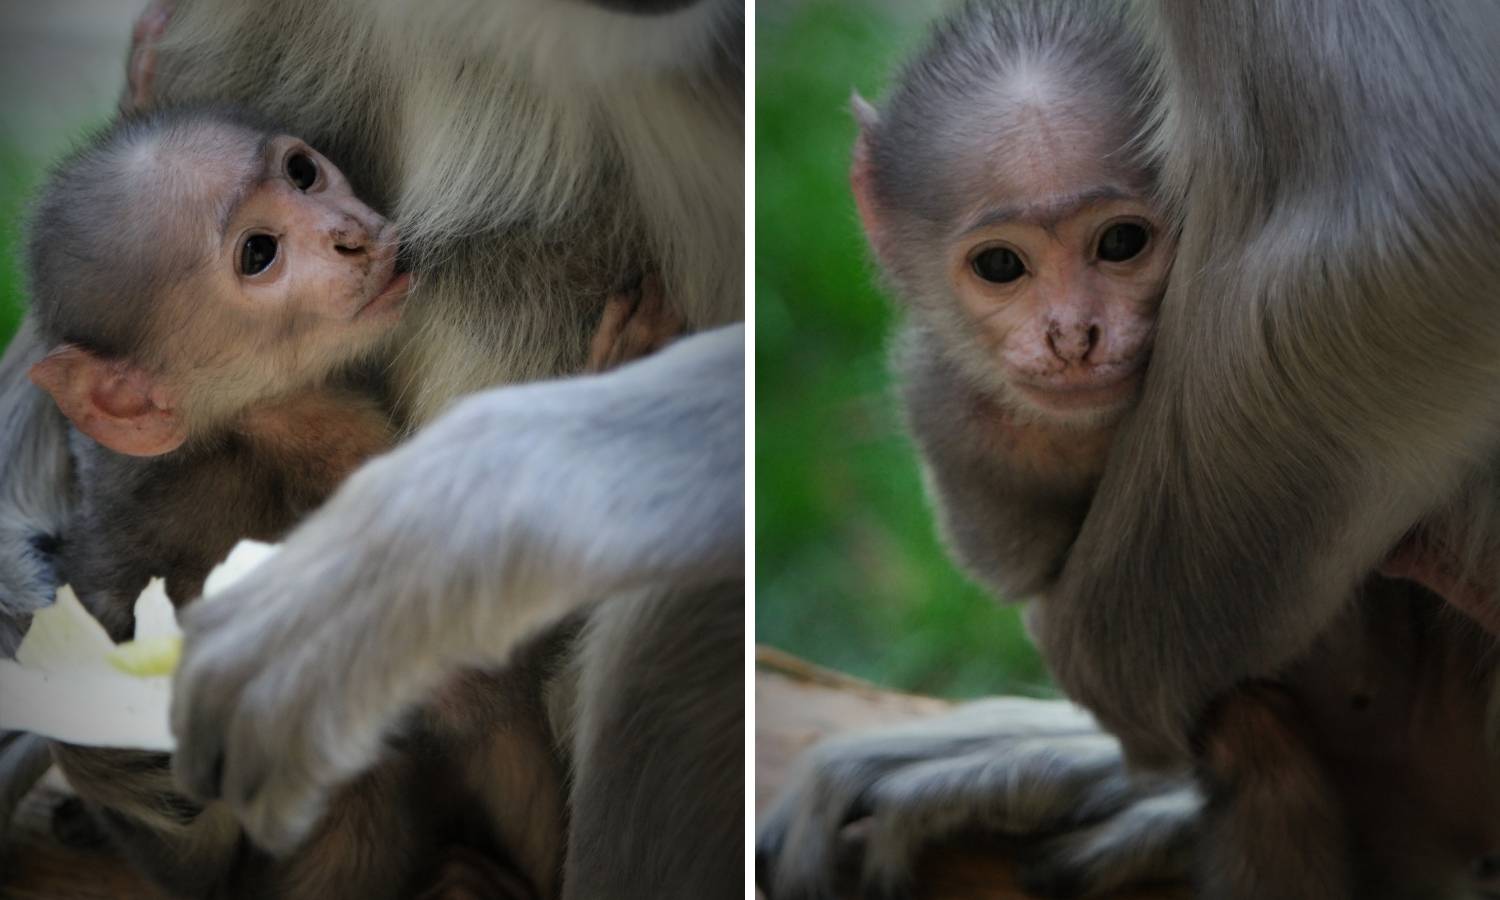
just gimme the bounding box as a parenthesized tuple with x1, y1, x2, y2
(1015, 786, 1200, 899)
(585, 295, 639, 373)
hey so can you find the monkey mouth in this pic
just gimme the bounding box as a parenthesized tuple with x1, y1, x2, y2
(1017, 368, 1142, 412)
(356, 269, 412, 320)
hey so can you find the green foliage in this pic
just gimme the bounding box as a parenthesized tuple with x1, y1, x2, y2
(0, 144, 38, 350)
(755, 0, 1049, 698)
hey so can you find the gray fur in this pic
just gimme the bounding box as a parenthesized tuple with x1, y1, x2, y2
(756, 697, 1198, 900)
(1033, 1, 1500, 764)
(26, 107, 270, 367)
(0, 0, 743, 896)
(760, 2, 1500, 899)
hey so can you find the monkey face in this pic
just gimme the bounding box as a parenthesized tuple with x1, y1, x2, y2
(946, 189, 1172, 428)
(172, 130, 411, 384)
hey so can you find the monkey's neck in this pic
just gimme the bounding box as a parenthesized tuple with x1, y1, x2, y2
(60, 385, 395, 622)
(975, 393, 1119, 489)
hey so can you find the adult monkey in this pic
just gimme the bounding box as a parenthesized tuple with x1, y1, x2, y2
(1033, 1, 1500, 763)
(0, 0, 744, 895)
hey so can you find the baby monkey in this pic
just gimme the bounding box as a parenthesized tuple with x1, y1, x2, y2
(22, 106, 676, 899)
(852, 2, 1169, 603)
(28, 106, 411, 619)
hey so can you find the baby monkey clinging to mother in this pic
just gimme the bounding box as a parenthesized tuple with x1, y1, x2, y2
(27, 106, 412, 614)
(851, 4, 1170, 599)
(20, 105, 680, 899)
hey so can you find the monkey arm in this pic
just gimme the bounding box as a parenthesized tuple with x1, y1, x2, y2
(0, 318, 76, 655)
(169, 324, 743, 851)
(1032, 3, 1500, 766)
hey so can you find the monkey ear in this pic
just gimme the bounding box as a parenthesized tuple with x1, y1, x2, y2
(29, 345, 186, 457)
(849, 92, 890, 266)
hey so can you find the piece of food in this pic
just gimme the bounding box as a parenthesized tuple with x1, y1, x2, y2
(0, 540, 279, 751)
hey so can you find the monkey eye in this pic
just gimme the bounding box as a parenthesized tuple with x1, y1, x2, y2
(1097, 222, 1149, 262)
(240, 234, 278, 275)
(286, 152, 318, 191)
(971, 247, 1026, 284)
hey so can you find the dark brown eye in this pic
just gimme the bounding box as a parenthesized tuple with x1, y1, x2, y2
(972, 247, 1026, 284)
(1097, 222, 1149, 262)
(240, 234, 278, 275)
(286, 152, 318, 191)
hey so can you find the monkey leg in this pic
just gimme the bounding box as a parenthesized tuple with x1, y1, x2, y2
(1194, 684, 1352, 900)
(562, 582, 744, 900)
(55, 742, 437, 900)
(585, 273, 685, 372)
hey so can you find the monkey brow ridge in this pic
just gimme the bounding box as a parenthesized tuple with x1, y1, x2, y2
(961, 185, 1133, 235)
(216, 132, 277, 239)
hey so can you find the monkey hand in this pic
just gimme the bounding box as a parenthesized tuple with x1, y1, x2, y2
(585, 273, 685, 373)
(756, 698, 1199, 900)
(171, 326, 743, 852)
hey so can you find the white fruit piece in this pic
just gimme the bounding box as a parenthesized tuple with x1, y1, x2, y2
(0, 540, 280, 751)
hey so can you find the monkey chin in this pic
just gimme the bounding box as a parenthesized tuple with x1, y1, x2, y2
(1012, 373, 1141, 431)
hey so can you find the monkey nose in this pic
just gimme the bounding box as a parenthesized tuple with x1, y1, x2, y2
(330, 219, 370, 256)
(1046, 323, 1100, 363)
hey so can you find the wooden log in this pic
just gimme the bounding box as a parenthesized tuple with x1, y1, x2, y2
(755, 647, 1190, 900)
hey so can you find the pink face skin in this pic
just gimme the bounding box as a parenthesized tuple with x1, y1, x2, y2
(196, 133, 411, 362)
(948, 184, 1172, 429)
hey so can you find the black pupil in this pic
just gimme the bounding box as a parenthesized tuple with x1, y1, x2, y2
(972, 247, 1025, 284)
(287, 153, 317, 191)
(241, 235, 278, 275)
(1098, 222, 1148, 262)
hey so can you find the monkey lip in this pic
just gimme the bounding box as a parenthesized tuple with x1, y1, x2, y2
(1017, 369, 1142, 410)
(356, 271, 412, 320)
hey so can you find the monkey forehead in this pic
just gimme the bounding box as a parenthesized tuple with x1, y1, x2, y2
(121, 124, 272, 249)
(958, 184, 1140, 236)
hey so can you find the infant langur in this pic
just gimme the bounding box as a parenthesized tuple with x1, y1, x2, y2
(22, 106, 675, 899)
(27, 107, 410, 619)
(852, 37, 1170, 602)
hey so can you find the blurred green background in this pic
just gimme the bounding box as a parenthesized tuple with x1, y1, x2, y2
(755, 0, 1048, 698)
(0, 146, 30, 349)
(0, 3, 143, 352)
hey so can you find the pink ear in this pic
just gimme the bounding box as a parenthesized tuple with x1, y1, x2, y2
(29, 345, 186, 457)
(849, 92, 889, 265)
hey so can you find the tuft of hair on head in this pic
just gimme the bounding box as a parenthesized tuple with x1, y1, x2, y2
(23, 105, 279, 370)
(862, 0, 1155, 225)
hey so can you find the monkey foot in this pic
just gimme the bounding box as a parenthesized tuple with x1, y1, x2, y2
(411, 847, 536, 900)
(1381, 535, 1500, 638)
(586, 273, 685, 372)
